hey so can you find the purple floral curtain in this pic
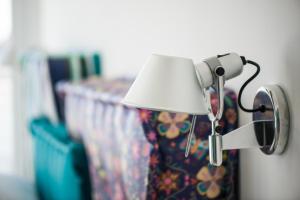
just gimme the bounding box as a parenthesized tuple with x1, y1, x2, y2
(58, 78, 239, 200)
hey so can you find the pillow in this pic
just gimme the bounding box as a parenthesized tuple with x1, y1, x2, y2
(30, 117, 69, 142)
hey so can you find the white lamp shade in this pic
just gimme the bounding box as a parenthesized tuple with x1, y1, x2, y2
(122, 54, 209, 115)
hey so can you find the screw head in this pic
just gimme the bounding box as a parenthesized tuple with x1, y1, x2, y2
(215, 67, 225, 76)
(215, 125, 222, 133)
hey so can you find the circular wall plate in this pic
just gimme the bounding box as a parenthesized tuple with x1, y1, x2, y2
(252, 85, 290, 155)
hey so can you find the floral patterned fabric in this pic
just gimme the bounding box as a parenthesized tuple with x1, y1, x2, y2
(57, 77, 239, 200)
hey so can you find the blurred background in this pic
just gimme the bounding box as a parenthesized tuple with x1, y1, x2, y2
(0, 0, 300, 200)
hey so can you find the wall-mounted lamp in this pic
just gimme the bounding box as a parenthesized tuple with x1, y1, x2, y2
(122, 53, 290, 166)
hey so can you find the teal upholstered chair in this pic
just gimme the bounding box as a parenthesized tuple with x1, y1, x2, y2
(30, 117, 91, 200)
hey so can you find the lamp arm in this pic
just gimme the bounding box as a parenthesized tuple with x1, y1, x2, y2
(215, 68, 225, 121)
(207, 66, 225, 122)
(208, 70, 225, 166)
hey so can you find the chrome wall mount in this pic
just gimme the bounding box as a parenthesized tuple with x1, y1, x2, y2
(210, 84, 290, 166)
(252, 85, 290, 154)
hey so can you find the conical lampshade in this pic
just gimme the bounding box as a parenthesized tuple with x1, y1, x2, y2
(122, 54, 209, 115)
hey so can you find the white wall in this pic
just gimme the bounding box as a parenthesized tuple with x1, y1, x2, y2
(39, 0, 300, 199)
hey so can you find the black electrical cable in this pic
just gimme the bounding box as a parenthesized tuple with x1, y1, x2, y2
(238, 59, 266, 113)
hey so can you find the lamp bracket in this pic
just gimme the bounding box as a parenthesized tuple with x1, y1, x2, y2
(223, 85, 289, 153)
(210, 84, 289, 166)
(222, 120, 274, 150)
